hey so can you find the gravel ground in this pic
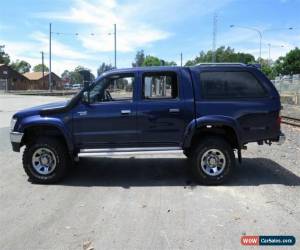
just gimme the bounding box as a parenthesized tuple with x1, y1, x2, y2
(282, 104, 300, 119)
(0, 94, 299, 250)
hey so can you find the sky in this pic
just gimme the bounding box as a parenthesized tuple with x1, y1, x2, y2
(0, 0, 299, 76)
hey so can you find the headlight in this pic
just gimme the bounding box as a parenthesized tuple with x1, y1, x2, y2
(10, 118, 17, 131)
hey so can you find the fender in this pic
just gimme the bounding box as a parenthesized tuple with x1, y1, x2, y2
(17, 115, 74, 153)
(182, 115, 242, 148)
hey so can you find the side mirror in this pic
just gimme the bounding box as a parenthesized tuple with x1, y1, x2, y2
(82, 91, 90, 104)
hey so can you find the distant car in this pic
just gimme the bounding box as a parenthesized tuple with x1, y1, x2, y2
(64, 83, 72, 90)
(71, 83, 82, 90)
(10, 64, 285, 184)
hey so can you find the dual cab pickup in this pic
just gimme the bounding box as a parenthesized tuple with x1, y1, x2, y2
(10, 64, 285, 184)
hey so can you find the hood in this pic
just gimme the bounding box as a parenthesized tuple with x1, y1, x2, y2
(14, 100, 69, 118)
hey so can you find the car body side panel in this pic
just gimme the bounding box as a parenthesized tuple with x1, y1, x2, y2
(190, 66, 281, 145)
(182, 115, 242, 148)
(17, 114, 74, 152)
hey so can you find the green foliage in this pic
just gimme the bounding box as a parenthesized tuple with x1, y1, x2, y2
(161, 60, 177, 66)
(143, 55, 161, 66)
(132, 50, 145, 67)
(273, 47, 300, 75)
(142, 55, 177, 66)
(0, 45, 10, 65)
(97, 62, 113, 76)
(185, 46, 255, 66)
(61, 70, 79, 83)
(259, 58, 276, 79)
(61, 66, 94, 84)
(10, 60, 31, 73)
(69, 71, 82, 84)
(33, 64, 49, 72)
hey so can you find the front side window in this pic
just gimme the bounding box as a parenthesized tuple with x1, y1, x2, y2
(142, 72, 178, 99)
(200, 71, 267, 99)
(88, 74, 134, 103)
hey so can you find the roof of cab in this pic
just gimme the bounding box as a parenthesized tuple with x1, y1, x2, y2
(100, 63, 260, 77)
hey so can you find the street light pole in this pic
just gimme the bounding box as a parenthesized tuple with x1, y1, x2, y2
(108, 24, 117, 68)
(180, 52, 183, 67)
(229, 25, 294, 64)
(230, 25, 262, 63)
(49, 23, 52, 92)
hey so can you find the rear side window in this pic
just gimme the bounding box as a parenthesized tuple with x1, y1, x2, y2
(200, 71, 267, 99)
(142, 72, 178, 99)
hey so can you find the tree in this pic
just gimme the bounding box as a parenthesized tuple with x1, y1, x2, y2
(160, 60, 177, 66)
(132, 50, 145, 67)
(185, 46, 255, 66)
(273, 47, 300, 75)
(33, 64, 49, 72)
(142, 55, 161, 66)
(61, 66, 95, 84)
(10, 60, 31, 73)
(61, 70, 70, 79)
(69, 71, 82, 84)
(0, 45, 10, 65)
(259, 58, 276, 80)
(97, 62, 113, 76)
(61, 68, 82, 84)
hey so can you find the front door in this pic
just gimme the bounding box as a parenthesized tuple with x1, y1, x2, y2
(72, 73, 137, 149)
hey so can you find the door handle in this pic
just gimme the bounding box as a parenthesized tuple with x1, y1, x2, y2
(77, 111, 87, 116)
(121, 110, 131, 115)
(169, 108, 180, 113)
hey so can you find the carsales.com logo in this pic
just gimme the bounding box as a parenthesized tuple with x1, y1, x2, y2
(241, 236, 296, 246)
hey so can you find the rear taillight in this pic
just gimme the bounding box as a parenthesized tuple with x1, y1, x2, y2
(277, 116, 282, 126)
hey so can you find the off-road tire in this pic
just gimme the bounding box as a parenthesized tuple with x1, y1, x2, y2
(190, 136, 234, 185)
(22, 136, 69, 184)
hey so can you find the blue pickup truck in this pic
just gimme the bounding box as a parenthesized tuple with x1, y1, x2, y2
(10, 63, 285, 184)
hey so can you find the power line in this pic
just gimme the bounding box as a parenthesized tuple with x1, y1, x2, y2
(48, 23, 118, 90)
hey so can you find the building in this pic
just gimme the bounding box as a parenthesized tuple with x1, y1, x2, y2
(0, 64, 63, 91)
(23, 72, 63, 90)
(0, 64, 29, 91)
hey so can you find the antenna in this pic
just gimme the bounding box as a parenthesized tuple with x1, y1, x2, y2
(212, 13, 217, 63)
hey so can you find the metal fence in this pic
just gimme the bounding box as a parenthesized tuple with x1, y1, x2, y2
(272, 74, 300, 105)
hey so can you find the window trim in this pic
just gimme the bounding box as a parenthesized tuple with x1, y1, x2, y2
(141, 71, 179, 101)
(199, 70, 269, 100)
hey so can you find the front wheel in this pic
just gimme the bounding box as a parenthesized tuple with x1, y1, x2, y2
(22, 137, 69, 184)
(191, 136, 235, 185)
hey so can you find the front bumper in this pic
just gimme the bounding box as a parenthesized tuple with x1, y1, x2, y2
(277, 133, 286, 145)
(10, 132, 24, 152)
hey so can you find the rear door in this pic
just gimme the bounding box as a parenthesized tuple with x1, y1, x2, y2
(136, 69, 194, 147)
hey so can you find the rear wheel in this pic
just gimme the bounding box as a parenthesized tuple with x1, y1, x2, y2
(22, 137, 69, 184)
(190, 136, 234, 185)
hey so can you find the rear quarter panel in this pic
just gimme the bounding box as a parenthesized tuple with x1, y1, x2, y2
(190, 66, 281, 145)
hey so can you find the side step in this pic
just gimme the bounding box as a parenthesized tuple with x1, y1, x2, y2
(78, 147, 183, 157)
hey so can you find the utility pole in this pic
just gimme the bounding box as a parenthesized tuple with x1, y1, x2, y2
(180, 52, 183, 66)
(114, 24, 117, 68)
(212, 13, 217, 63)
(49, 23, 52, 92)
(41, 51, 45, 87)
